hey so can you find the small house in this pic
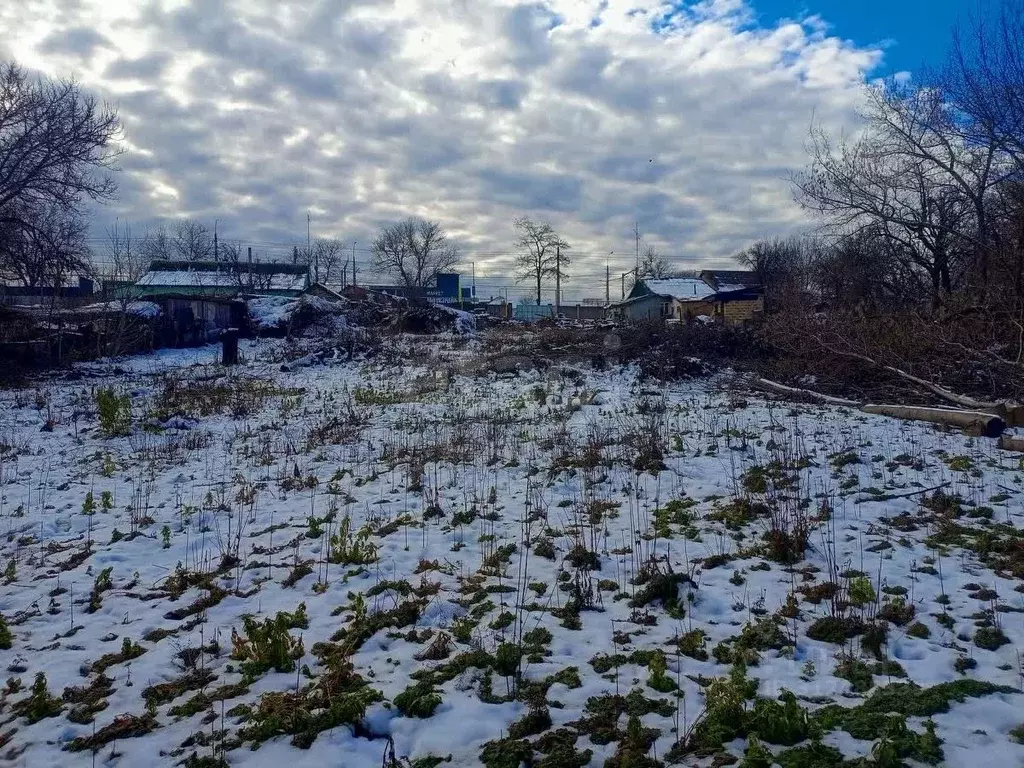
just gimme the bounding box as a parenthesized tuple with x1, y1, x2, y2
(698, 270, 764, 324)
(612, 277, 717, 323)
(611, 271, 763, 325)
(131, 260, 310, 344)
(133, 260, 310, 299)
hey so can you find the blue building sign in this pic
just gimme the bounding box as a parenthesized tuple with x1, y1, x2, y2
(436, 273, 460, 299)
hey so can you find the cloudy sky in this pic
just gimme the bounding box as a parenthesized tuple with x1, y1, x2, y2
(0, 0, 968, 299)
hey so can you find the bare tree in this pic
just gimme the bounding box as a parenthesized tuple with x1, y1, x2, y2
(736, 236, 820, 309)
(943, 0, 1024, 172)
(938, 0, 1024, 292)
(0, 63, 121, 235)
(296, 237, 345, 286)
(172, 219, 213, 262)
(637, 244, 674, 279)
(98, 220, 156, 355)
(760, 3, 1024, 407)
(0, 62, 119, 290)
(139, 224, 173, 263)
(105, 220, 147, 284)
(313, 237, 344, 285)
(0, 202, 90, 287)
(126, 218, 212, 264)
(792, 80, 996, 307)
(810, 230, 901, 309)
(219, 240, 273, 292)
(990, 180, 1024, 298)
(512, 216, 570, 305)
(371, 218, 459, 299)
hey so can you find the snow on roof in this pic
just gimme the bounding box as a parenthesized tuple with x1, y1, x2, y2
(61, 300, 162, 318)
(701, 270, 761, 288)
(137, 270, 307, 292)
(643, 278, 716, 302)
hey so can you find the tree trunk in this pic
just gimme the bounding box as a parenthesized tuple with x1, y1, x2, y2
(753, 378, 861, 406)
(998, 434, 1024, 452)
(862, 404, 1004, 437)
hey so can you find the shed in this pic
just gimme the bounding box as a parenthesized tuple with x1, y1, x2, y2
(698, 270, 764, 324)
(611, 272, 764, 325)
(133, 260, 310, 299)
(130, 260, 307, 342)
(612, 277, 717, 323)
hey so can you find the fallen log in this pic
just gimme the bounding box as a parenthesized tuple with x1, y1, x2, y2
(997, 433, 1024, 452)
(753, 378, 861, 407)
(806, 335, 1019, 413)
(862, 404, 1005, 438)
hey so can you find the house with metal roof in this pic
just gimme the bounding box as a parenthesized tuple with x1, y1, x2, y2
(128, 260, 310, 345)
(133, 260, 310, 299)
(611, 271, 763, 325)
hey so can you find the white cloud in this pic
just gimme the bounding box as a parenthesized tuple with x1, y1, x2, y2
(0, 0, 881, 297)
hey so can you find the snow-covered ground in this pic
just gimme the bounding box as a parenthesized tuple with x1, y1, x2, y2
(0, 333, 1022, 768)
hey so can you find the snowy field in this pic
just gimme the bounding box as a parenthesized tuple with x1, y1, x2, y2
(0, 332, 1022, 768)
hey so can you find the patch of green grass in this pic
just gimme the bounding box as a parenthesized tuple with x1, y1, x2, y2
(13, 672, 63, 724)
(629, 566, 692, 618)
(507, 706, 552, 738)
(1010, 723, 1024, 744)
(142, 668, 216, 707)
(830, 451, 860, 470)
(834, 656, 874, 693)
(806, 616, 864, 643)
(393, 681, 443, 718)
(480, 737, 533, 768)
(713, 616, 791, 666)
(231, 611, 305, 678)
(953, 656, 977, 675)
(974, 626, 1010, 651)
(168, 682, 250, 718)
(774, 741, 845, 768)
(64, 712, 157, 752)
(92, 637, 147, 675)
(0, 613, 11, 650)
(676, 628, 709, 661)
(877, 597, 915, 626)
(490, 611, 515, 631)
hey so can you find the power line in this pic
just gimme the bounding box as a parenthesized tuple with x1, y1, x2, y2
(76, 237, 719, 261)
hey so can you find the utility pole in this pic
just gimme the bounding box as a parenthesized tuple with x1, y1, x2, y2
(307, 212, 316, 283)
(292, 245, 298, 265)
(472, 261, 476, 300)
(352, 241, 357, 287)
(606, 261, 610, 305)
(124, 221, 131, 284)
(213, 219, 219, 263)
(555, 244, 561, 319)
(247, 246, 252, 264)
(634, 221, 640, 273)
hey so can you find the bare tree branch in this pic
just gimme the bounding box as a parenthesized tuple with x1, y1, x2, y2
(512, 216, 570, 305)
(371, 218, 459, 301)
